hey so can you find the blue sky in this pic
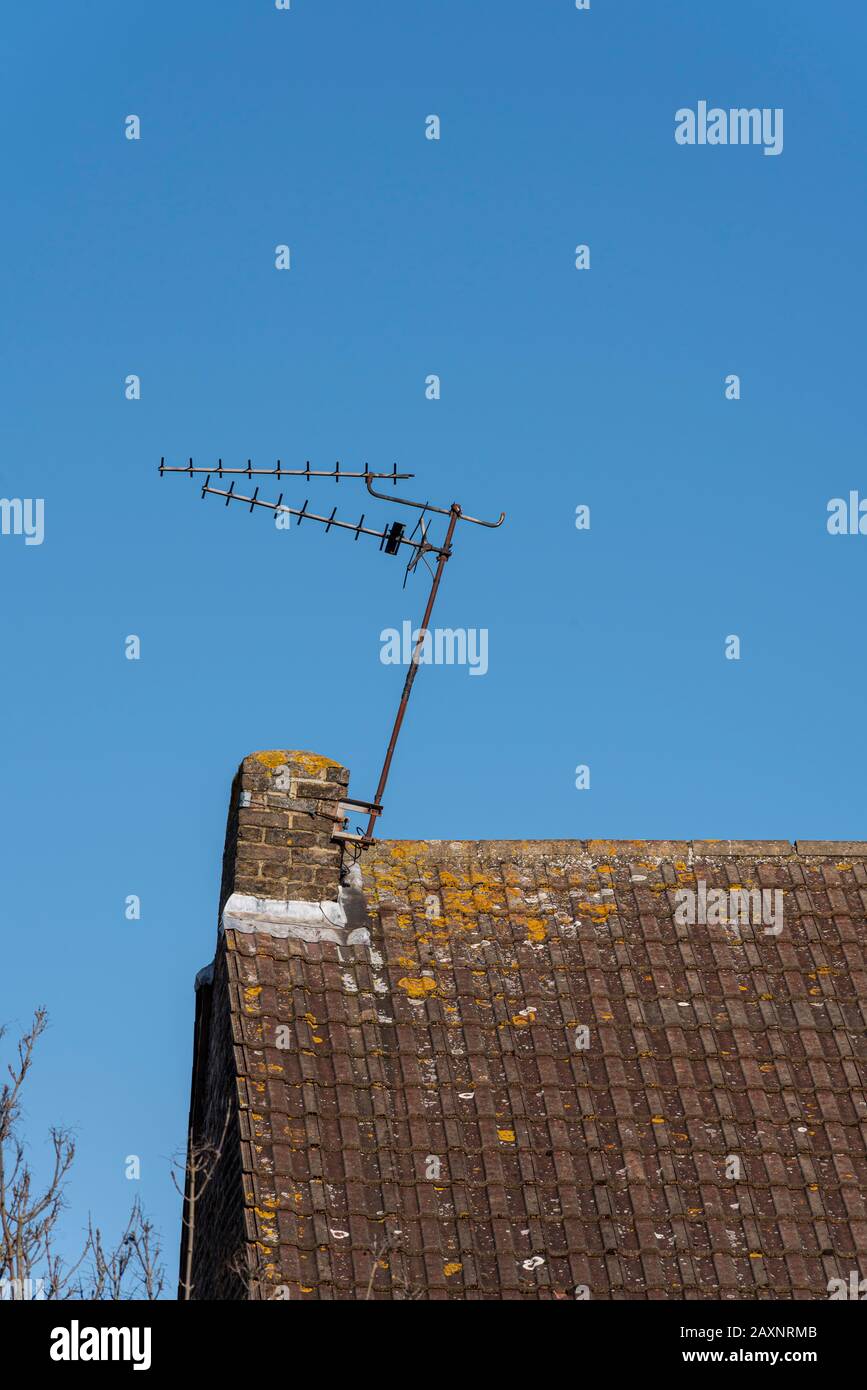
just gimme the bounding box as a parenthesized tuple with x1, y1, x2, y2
(1, 0, 864, 1288)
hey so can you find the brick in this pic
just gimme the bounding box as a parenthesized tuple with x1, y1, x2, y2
(240, 809, 291, 830)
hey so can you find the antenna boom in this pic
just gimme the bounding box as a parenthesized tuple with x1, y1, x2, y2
(198, 478, 445, 560)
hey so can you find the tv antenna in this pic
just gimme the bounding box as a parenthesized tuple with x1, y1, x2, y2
(160, 457, 505, 847)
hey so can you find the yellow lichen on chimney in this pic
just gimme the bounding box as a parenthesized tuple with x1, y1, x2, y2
(253, 751, 290, 769)
(293, 751, 343, 776)
(253, 750, 342, 776)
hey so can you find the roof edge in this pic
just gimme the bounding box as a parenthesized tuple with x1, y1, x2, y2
(374, 838, 867, 858)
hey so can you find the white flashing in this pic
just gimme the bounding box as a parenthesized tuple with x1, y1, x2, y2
(220, 887, 369, 946)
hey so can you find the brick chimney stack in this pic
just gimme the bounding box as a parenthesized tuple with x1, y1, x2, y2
(179, 751, 352, 1301)
(218, 750, 349, 913)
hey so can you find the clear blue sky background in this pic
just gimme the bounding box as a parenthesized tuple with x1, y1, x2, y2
(1, 1, 864, 1290)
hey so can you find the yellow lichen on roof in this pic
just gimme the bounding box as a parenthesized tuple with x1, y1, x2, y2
(577, 900, 618, 924)
(386, 841, 425, 861)
(397, 976, 438, 999)
(436, 868, 507, 923)
(524, 917, 547, 942)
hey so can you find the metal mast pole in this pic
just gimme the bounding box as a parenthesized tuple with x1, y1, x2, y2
(364, 503, 461, 841)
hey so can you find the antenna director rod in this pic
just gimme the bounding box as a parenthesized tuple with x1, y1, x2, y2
(364, 503, 462, 840)
(160, 458, 413, 481)
(199, 479, 445, 558)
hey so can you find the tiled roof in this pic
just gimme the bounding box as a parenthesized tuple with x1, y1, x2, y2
(223, 835, 867, 1299)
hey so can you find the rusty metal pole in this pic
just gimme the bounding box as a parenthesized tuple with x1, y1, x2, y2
(364, 504, 461, 840)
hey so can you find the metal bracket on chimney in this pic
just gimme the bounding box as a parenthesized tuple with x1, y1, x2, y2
(332, 797, 383, 849)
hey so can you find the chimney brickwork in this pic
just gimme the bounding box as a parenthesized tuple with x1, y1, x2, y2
(180, 751, 350, 1300)
(219, 750, 349, 911)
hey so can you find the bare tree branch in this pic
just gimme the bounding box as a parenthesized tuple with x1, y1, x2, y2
(0, 1010, 165, 1301)
(173, 1101, 232, 1300)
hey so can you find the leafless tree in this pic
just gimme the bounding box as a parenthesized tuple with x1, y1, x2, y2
(0, 1009, 165, 1301)
(82, 1198, 165, 1301)
(172, 1103, 231, 1300)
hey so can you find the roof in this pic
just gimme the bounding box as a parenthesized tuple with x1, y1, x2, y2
(224, 835, 867, 1299)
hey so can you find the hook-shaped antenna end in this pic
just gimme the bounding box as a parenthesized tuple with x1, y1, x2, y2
(459, 509, 507, 529)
